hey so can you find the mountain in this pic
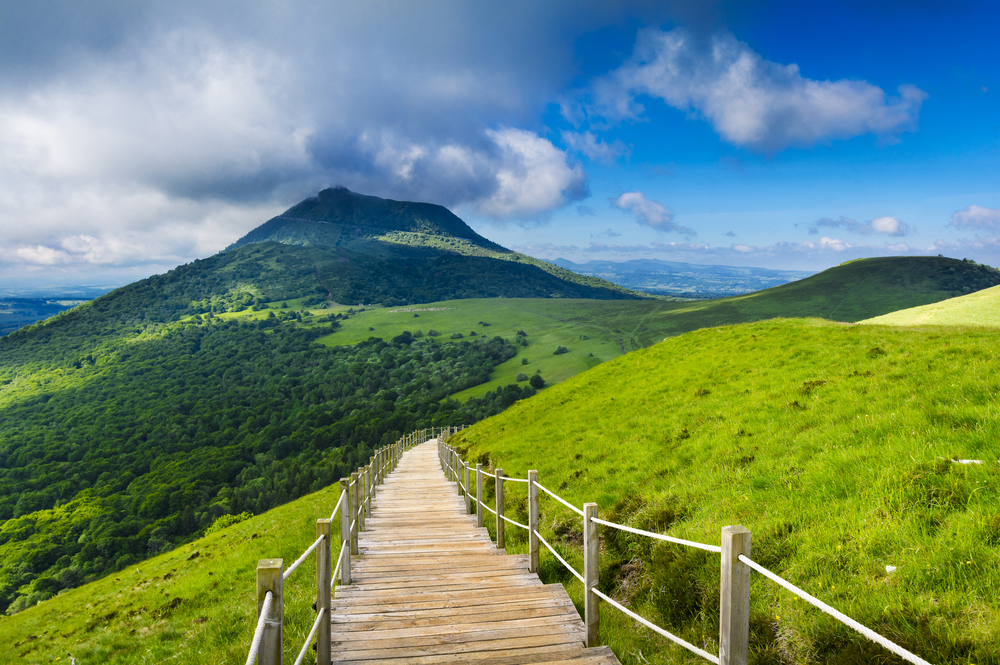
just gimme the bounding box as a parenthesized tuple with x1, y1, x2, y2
(220, 187, 645, 305)
(553, 257, 814, 298)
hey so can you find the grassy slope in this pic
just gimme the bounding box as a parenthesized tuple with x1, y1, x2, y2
(860, 285, 1000, 327)
(450, 319, 1000, 664)
(0, 483, 343, 663)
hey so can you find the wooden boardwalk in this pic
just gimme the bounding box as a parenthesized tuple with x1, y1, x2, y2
(330, 440, 621, 665)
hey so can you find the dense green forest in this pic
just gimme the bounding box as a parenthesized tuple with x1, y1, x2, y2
(0, 317, 535, 614)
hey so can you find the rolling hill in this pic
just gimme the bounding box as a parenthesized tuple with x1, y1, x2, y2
(859, 283, 1000, 327)
(448, 317, 1000, 664)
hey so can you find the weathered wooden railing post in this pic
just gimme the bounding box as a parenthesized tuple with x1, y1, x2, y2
(339, 478, 351, 585)
(316, 518, 332, 663)
(350, 471, 360, 555)
(476, 463, 484, 527)
(528, 470, 539, 573)
(720, 525, 751, 665)
(495, 468, 505, 550)
(583, 503, 599, 647)
(464, 461, 471, 514)
(365, 460, 373, 517)
(256, 558, 283, 665)
(357, 467, 366, 532)
(454, 450, 462, 496)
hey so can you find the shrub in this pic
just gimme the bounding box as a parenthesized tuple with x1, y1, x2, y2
(516, 373, 528, 382)
(529, 374, 545, 389)
(450, 332, 463, 339)
(427, 329, 439, 336)
(204, 511, 253, 537)
(554, 346, 568, 355)
(521, 358, 528, 365)
(517, 330, 527, 336)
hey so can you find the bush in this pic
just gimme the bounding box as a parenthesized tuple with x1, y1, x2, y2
(516, 373, 528, 382)
(554, 346, 568, 355)
(450, 332, 464, 339)
(427, 329, 439, 336)
(529, 374, 545, 389)
(521, 358, 528, 365)
(204, 511, 253, 537)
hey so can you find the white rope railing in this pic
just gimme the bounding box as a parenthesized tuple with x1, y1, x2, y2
(244, 590, 273, 665)
(283, 534, 325, 581)
(503, 476, 529, 483)
(739, 555, 932, 665)
(535, 482, 584, 516)
(331, 542, 348, 590)
(292, 609, 327, 665)
(534, 529, 584, 583)
(591, 588, 719, 664)
(499, 513, 529, 530)
(480, 501, 497, 516)
(591, 517, 722, 554)
(329, 490, 345, 522)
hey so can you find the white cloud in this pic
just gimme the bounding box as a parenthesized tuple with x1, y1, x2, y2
(808, 215, 912, 236)
(610, 191, 695, 236)
(593, 28, 927, 152)
(950, 205, 1000, 230)
(478, 128, 587, 219)
(561, 131, 630, 162)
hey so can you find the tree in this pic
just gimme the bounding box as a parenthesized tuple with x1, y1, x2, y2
(529, 374, 545, 389)
(553, 346, 568, 355)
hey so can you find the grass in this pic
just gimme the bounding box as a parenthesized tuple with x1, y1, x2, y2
(860, 285, 1000, 327)
(0, 483, 345, 663)
(450, 318, 1000, 664)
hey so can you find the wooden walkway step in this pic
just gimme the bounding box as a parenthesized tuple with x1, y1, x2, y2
(330, 440, 621, 665)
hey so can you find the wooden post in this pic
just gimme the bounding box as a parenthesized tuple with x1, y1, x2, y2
(720, 525, 752, 665)
(338, 478, 351, 585)
(357, 467, 366, 532)
(256, 558, 283, 665)
(464, 461, 471, 514)
(315, 519, 331, 663)
(496, 468, 505, 551)
(584, 503, 599, 647)
(528, 470, 539, 574)
(350, 472, 359, 555)
(476, 463, 484, 527)
(366, 460, 373, 517)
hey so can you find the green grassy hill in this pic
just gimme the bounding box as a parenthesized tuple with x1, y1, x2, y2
(860, 284, 1000, 327)
(449, 318, 1000, 664)
(0, 482, 343, 663)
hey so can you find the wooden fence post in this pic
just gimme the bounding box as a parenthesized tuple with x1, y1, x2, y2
(366, 461, 373, 517)
(350, 472, 359, 555)
(464, 461, 471, 514)
(720, 525, 751, 665)
(357, 467, 366, 533)
(339, 478, 351, 585)
(476, 463, 484, 528)
(256, 558, 283, 665)
(583, 503, 600, 647)
(496, 468, 505, 551)
(315, 519, 331, 663)
(528, 470, 539, 574)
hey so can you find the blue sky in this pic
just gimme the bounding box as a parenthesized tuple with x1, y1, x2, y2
(0, 1, 997, 288)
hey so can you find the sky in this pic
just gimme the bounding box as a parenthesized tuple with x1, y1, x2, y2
(1, 0, 998, 290)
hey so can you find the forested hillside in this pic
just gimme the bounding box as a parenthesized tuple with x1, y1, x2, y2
(0, 316, 532, 615)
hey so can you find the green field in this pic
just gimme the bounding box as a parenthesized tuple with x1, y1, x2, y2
(450, 318, 1000, 664)
(0, 484, 344, 663)
(860, 284, 1000, 327)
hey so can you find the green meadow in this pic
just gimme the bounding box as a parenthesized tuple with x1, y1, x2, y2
(861, 284, 1000, 328)
(451, 318, 1000, 664)
(0, 483, 344, 663)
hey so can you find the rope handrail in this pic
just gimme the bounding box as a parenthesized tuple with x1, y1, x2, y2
(331, 542, 347, 590)
(502, 476, 529, 483)
(283, 534, 325, 581)
(329, 490, 345, 522)
(480, 501, 497, 516)
(534, 529, 584, 583)
(292, 608, 327, 665)
(591, 587, 719, 664)
(535, 481, 584, 516)
(244, 590, 273, 665)
(591, 517, 722, 554)
(499, 513, 529, 530)
(738, 555, 932, 665)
